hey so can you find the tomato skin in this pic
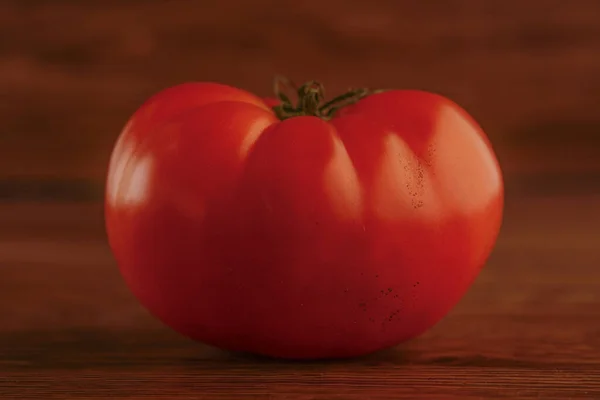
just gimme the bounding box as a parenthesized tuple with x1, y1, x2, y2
(105, 82, 503, 359)
(261, 97, 280, 108)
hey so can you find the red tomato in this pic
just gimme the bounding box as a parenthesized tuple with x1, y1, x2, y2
(105, 79, 503, 360)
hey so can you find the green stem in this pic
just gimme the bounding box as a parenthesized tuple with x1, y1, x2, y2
(272, 76, 386, 121)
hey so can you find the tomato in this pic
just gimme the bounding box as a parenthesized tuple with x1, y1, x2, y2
(105, 78, 503, 360)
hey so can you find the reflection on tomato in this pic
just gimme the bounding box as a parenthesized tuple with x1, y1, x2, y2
(105, 78, 503, 359)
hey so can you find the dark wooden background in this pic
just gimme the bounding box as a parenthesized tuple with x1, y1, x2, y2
(1, 1, 599, 398)
(2, 0, 600, 182)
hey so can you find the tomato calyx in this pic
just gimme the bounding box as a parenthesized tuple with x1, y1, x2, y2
(271, 75, 385, 121)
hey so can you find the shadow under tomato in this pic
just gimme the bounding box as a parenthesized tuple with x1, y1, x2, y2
(178, 342, 418, 368)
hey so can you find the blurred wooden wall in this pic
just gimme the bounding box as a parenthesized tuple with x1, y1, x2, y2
(1, 0, 599, 183)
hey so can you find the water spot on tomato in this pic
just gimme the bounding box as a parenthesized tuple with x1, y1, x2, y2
(374, 134, 440, 220)
(426, 144, 436, 167)
(387, 309, 401, 322)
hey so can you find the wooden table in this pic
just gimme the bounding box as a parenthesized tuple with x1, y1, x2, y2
(1, 193, 599, 399)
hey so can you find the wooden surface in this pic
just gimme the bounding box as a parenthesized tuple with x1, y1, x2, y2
(2, 0, 600, 179)
(1, 191, 599, 399)
(2, 1, 599, 397)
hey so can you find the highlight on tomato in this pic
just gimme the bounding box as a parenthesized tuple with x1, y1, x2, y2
(105, 76, 504, 359)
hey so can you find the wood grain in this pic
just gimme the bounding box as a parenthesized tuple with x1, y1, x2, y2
(0, 193, 599, 399)
(2, 2, 599, 397)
